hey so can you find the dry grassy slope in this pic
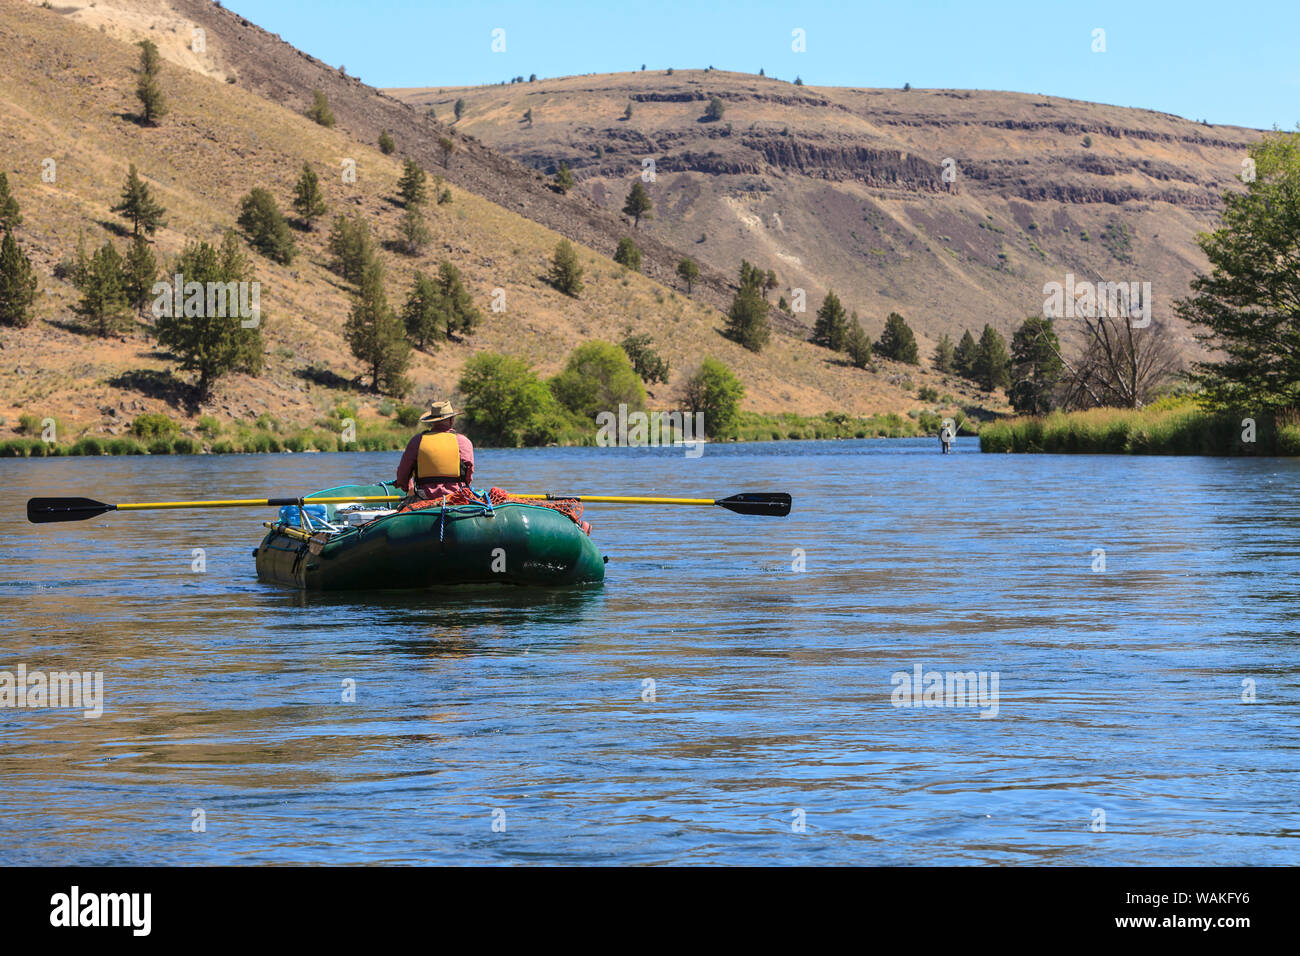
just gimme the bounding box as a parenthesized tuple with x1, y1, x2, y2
(0, 0, 981, 441)
(391, 70, 1263, 358)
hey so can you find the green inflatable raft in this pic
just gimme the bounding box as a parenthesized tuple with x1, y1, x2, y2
(254, 483, 606, 590)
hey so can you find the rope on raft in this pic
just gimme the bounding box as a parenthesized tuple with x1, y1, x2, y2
(397, 486, 589, 534)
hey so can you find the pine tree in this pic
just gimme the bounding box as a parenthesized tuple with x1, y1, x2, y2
(345, 256, 411, 396)
(622, 182, 652, 227)
(613, 237, 642, 271)
(812, 290, 849, 351)
(554, 162, 575, 193)
(1009, 316, 1064, 414)
(155, 232, 265, 399)
(972, 324, 1012, 391)
(704, 97, 725, 121)
(874, 312, 920, 364)
(134, 39, 168, 124)
(73, 241, 130, 337)
(0, 231, 38, 328)
(437, 261, 481, 336)
(396, 206, 430, 256)
(111, 165, 167, 237)
(622, 103, 633, 120)
(844, 314, 873, 368)
(0, 172, 23, 234)
(676, 257, 699, 293)
(327, 214, 375, 285)
(454, 98, 466, 121)
(306, 89, 335, 127)
(397, 158, 428, 208)
(122, 233, 158, 318)
(236, 188, 296, 264)
(737, 260, 765, 295)
(724, 285, 770, 352)
(932, 333, 956, 373)
(954, 329, 978, 378)
(438, 136, 456, 168)
(378, 130, 396, 154)
(548, 239, 584, 296)
(764, 269, 778, 300)
(291, 162, 327, 228)
(401, 271, 445, 351)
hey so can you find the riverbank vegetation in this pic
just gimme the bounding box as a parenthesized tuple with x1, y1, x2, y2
(979, 399, 1300, 456)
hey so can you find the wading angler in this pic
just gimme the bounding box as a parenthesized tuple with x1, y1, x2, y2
(595, 403, 705, 458)
(151, 275, 260, 327)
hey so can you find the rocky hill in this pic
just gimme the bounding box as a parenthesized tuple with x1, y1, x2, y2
(0, 0, 996, 444)
(392, 71, 1262, 358)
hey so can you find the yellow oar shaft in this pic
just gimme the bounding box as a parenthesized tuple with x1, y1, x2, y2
(115, 495, 403, 511)
(510, 494, 716, 506)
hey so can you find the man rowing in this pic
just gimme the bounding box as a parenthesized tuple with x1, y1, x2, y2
(395, 399, 475, 499)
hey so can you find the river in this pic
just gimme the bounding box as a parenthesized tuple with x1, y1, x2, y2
(1, 438, 1297, 864)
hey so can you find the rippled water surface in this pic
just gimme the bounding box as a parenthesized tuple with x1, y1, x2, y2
(1, 440, 1297, 864)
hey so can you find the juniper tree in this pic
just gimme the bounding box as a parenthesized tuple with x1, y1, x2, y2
(676, 257, 699, 293)
(396, 207, 430, 256)
(1009, 316, 1064, 414)
(291, 162, 327, 228)
(874, 312, 920, 364)
(378, 130, 396, 154)
(73, 241, 130, 337)
(438, 136, 455, 168)
(401, 270, 444, 351)
(453, 98, 466, 121)
(554, 162, 575, 193)
(548, 239, 584, 296)
(620, 332, 669, 384)
(932, 333, 956, 373)
(0, 231, 38, 328)
(111, 165, 166, 237)
(845, 314, 873, 369)
(397, 158, 428, 208)
(613, 237, 642, 271)
(954, 329, 978, 378)
(134, 39, 168, 124)
(327, 214, 375, 285)
(0, 172, 22, 234)
(236, 188, 296, 264)
(154, 233, 264, 399)
(704, 97, 725, 121)
(306, 89, 335, 127)
(436, 261, 480, 336)
(622, 182, 652, 227)
(122, 232, 158, 318)
(812, 290, 849, 351)
(345, 256, 411, 396)
(724, 284, 770, 352)
(972, 323, 1012, 391)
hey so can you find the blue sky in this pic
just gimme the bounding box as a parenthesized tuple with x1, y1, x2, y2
(225, 0, 1297, 130)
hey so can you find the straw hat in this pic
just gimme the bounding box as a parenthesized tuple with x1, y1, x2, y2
(418, 399, 456, 425)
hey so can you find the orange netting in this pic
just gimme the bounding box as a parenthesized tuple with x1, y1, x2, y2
(396, 486, 590, 534)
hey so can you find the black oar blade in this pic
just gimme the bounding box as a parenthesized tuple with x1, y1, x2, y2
(716, 493, 792, 517)
(26, 497, 115, 524)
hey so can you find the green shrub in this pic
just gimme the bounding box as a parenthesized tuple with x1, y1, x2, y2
(211, 440, 236, 455)
(172, 437, 201, 454)
(147, 438, 173, 454)
(131, 413, 179, 440)
(106, 437, 146, 455)
(70, 437, 104, 455)
(394, 404, 422, 428)
(197, 415, 221, 439)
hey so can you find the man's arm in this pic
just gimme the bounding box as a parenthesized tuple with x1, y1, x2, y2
(395, 434, 421, 489)
(459, 435, 475, 485)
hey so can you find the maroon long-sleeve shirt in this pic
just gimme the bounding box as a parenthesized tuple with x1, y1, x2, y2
(395, 428, 475, 498)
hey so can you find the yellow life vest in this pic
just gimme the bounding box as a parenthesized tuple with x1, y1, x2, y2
(415, 432, 465, 483)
